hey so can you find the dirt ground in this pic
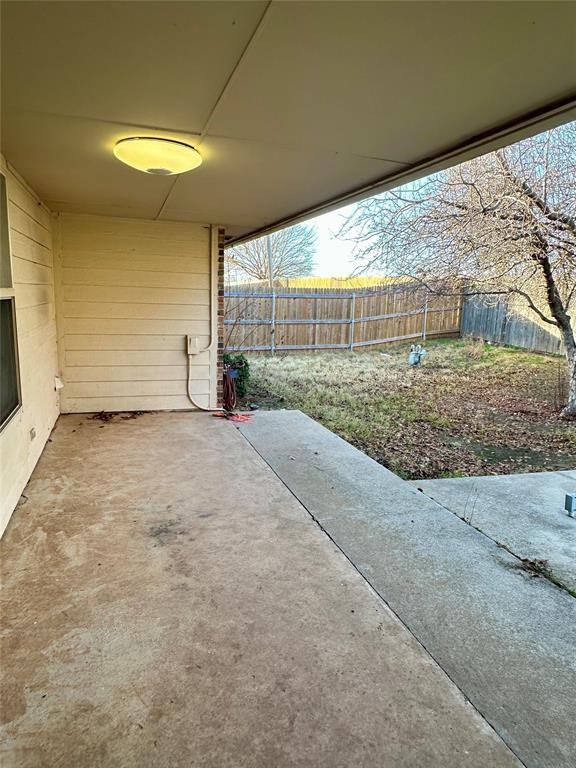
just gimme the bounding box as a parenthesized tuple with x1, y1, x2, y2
(241, 339, 576, 479)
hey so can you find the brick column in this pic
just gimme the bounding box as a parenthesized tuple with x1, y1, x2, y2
(216, 227, 225, 407)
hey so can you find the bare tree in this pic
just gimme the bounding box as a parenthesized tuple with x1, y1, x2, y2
(338, 123, 576, 417)
(226, 223, 316, 283)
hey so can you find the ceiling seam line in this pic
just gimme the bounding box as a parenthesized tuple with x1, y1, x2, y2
(26, 111, 203, 137)
(196, 0, 273, 147)
(154, 0, 272, 221)
(154, 176, 180, 221)
(196, 132, 411, 164)
(226, 95, 576, 245)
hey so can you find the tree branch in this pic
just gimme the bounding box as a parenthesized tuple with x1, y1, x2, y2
(497, 151, 576, 236)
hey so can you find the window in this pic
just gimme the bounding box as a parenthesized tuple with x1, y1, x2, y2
(0, 172, 21, 430)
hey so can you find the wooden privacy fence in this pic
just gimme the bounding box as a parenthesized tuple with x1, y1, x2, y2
(461, 294, 565, 356)
(224, 283, 461, 352)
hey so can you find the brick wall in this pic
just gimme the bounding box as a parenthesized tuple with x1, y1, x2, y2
(216, 227, 225, 407)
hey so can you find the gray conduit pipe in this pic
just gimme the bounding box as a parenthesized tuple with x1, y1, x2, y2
(186, 225, 224, 412)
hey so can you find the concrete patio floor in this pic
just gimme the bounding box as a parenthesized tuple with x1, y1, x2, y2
(239, 410, 576, 768)
(0, 412, 519, 768)
(410, 470, 576, 593)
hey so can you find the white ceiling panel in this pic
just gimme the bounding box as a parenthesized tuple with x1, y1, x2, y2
(162, 135, 402, 231)
(2, 1, 268, 131)
(2, 1, 575, 242)
(209, 1, 576, 162)
(3, 112, 180, 220)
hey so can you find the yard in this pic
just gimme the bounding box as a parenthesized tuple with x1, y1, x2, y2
(241, 339, 576, 479)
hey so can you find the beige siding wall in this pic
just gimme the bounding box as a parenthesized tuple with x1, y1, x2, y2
(0, 158, 59, 536)
(55, 214, 216, 413)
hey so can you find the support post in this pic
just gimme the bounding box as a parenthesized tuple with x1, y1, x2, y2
(349, 293, 356, 351)
(422, 294, 429, 342)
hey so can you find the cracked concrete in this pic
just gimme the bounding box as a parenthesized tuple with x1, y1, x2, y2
(409, 470, 576, 593)
(0, 412, 519, 767)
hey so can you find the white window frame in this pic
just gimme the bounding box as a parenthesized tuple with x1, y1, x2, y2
(0, 171, 22, 431)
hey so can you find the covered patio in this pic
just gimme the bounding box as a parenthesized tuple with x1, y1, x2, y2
(0, 412, 518, 767)
(1, 1, 576, 766)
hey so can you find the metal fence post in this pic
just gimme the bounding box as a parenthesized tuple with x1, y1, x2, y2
(270, 289, 276, 355)
(266, 234, 276, 355)
(223, 286, 463, 353)
(349, 293, 356, 351)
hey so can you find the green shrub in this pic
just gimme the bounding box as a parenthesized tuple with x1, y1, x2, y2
(223, 353, 250, 398)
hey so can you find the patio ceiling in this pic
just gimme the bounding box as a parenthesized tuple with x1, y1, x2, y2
(2, 1, 575, 243)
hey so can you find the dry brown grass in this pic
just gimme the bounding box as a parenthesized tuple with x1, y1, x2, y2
(242, 339, 576, 479)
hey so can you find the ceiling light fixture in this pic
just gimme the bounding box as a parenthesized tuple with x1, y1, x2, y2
(113, 137, 202, 175)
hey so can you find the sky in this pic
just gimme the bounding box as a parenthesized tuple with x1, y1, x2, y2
(301, 122, 574, 277)
(230, 123, 572, 280)
(309, 204, 359, 276)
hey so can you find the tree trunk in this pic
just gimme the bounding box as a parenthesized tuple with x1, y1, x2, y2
(533, 252, 576, 418)
(562, 341, 576, 418)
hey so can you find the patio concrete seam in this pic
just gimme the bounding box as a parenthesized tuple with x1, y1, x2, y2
(413, 486, 576, 599)
(235, 424, 528, 768)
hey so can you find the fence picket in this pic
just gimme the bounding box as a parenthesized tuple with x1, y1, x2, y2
(461, 294, 564, 356)
(224, 283, 461, 352)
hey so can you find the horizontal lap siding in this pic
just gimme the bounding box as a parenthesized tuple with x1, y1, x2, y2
(65, 365, 209, 382)
(57, 214, 213, 413)
(62, 268, 210, 289)
(0, 159, 59, 536)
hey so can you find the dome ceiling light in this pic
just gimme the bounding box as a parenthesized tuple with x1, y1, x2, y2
(113, 137, 202, 175)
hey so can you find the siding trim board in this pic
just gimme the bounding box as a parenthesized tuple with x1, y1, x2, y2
(0, 157, 59, 537)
